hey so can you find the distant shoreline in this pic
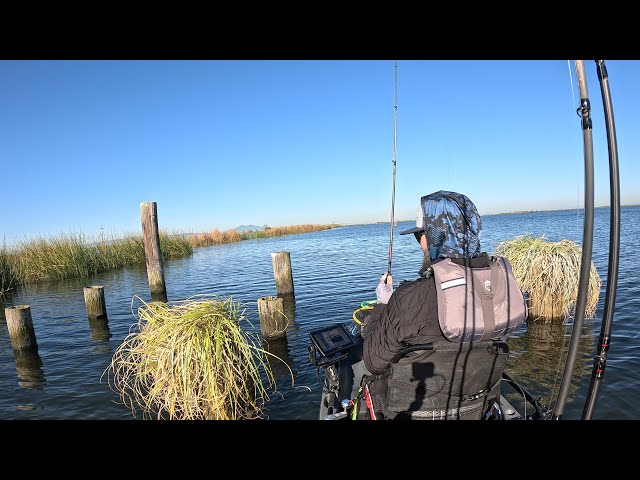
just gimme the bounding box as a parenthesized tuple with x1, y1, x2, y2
(483, 204, 637, 217)
(370, 204, 638, 226)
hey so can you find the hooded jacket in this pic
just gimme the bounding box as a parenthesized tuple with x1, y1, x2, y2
(362, 253, 491, 375)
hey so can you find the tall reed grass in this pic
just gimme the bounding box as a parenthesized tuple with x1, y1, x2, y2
(0, 247, 18, 295)
(0, 224, 339, 291)
(493, 235, 601, 322)
(0, 231, 192, 287)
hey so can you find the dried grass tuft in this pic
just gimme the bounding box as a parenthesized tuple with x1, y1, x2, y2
(102, 294, 289, 420)
(493, 235, 601, 322)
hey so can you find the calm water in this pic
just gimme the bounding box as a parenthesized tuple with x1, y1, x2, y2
(1, 206, 638, 420)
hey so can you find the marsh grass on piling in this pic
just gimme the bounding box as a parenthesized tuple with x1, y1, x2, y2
(493, 235, 601, 322)
(102, 295, 293, 420)
(0, 224, 339, 292)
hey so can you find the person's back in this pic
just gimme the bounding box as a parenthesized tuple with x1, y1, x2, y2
(363, 253, 494, 374)
(361, 190, 486, 376)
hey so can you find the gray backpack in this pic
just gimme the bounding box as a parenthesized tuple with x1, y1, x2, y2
(431, 255, 527, 342)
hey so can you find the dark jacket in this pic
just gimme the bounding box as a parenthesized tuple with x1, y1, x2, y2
(362, 253, 491, 375)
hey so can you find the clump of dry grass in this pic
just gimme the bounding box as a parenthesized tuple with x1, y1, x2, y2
(254, 224, 341, 238)
(189, 229, 243, 247)
(187, 224, 341, 247)
(102, 295, 290, 420)
(493, 235, 601, 322)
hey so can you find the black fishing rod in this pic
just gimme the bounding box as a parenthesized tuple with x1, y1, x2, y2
(385, 61, 398, 282)
(552, 60, 596, 419)
(582, 60, 620, 420)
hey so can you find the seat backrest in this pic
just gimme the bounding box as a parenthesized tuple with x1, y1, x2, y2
(366, 340, 509, 420)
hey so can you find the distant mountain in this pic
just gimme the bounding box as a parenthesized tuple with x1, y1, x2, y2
(234, 224, 264, 233)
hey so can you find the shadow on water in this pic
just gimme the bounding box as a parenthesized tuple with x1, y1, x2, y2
(505, 320, 595, 412)
(13, 348, 45, 390)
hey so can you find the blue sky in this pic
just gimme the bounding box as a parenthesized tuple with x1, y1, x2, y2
(1, 60, 638, 245)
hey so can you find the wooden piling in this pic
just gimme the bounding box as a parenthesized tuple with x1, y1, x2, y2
(271, 251, 294, 296)
(257, 296, 287, 339)
(280, 293, 296, 327)
(5, 305, 38, 352)
(140, 201, 168, 302)
(84, 285, 107, 319)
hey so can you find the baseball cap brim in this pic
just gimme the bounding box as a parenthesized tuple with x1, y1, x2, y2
(399, 226, 425, 235)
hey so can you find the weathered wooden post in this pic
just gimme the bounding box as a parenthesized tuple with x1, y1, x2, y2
(140, 201, 168, 302)
(271, 251, 294, 297)
(84, 285, 108, 319)
(257, 296, 287, 339)
(280, 293, 296, 326)
(5, 305, 38, 352)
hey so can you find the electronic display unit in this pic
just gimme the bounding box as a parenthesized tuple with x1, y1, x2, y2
(309, 323, 357, 358)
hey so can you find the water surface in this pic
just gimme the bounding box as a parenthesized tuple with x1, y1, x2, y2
(1, 206, 637, 420)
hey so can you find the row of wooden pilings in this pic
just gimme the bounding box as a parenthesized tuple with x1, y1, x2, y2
(141, 201, 297, 338)
(3, 286, 110, 389)
(4, 201, 298, 357)
(4, 251, 295, 356)
(140, 201, 297, 338)
(4, 285, 111, 352)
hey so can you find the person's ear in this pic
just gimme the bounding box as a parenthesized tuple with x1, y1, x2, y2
(419, 232, 428, 251)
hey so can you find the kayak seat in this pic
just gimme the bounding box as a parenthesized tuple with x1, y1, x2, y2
(363, 340, 509, 420)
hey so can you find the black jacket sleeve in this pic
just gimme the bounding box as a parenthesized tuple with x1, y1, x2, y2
(362, 275, 445, 375)
(362, 294, 405, 375)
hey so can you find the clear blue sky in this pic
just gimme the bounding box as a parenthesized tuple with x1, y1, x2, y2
(1, 60, 638, 245)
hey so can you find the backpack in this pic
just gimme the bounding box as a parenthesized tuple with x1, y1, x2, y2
(431, 254, 527, 342)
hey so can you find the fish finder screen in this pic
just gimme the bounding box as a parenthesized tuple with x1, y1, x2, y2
(309, 324, 356, 357)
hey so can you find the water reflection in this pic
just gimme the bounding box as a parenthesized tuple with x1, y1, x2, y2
(13, 348, 45, 390)
(262, 335, 294, 384)
(88, 316, 112, 342)
(506, 320, 595, 408)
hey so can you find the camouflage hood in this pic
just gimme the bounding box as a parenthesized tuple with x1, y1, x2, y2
(400, 190, 482, 261)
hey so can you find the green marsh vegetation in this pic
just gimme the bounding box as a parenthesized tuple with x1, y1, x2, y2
(493, 235, 601, 322)
(0, 231, 192, 291)
(0, 224, 339, 294)
(0, 247, 18, 295)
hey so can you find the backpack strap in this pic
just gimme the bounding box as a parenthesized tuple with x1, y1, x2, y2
(471, 258, 499, 340)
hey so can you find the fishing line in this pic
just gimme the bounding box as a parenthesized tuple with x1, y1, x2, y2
(546, 61, 586, 413)
(568, 59, 582, 232)
(386, 61, 398, 280)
